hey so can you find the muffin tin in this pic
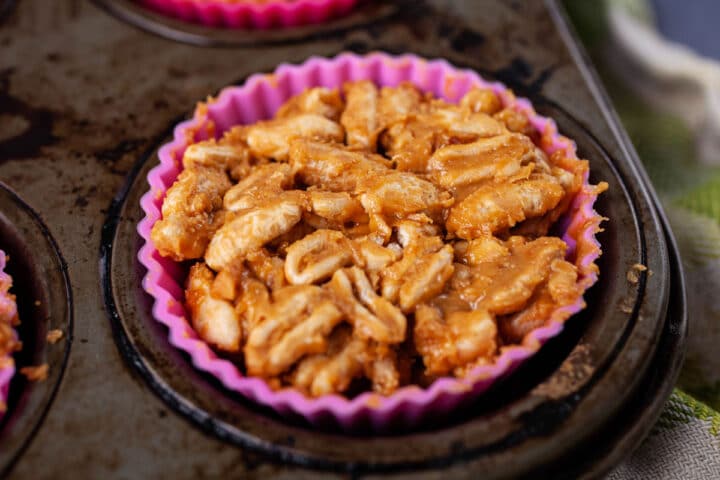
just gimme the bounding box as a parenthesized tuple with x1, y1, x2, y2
(2, 0, 686, 477)
(0, 184, 72, 477)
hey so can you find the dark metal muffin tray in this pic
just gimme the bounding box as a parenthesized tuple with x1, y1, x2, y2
(0, 0, 686, 478)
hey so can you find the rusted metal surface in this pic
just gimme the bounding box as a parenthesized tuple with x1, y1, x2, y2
(0, 0, 686, 478)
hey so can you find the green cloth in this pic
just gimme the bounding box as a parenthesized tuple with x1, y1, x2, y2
(564, 0, 720, 475)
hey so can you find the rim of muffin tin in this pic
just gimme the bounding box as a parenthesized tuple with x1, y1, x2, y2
(100, 61, 676, 474)
(91, 0, 400, 47)
(0, 182, 73, 477)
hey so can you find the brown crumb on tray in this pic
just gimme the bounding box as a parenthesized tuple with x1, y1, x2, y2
(20, 364, 48, 382)
(34, 300, 41, 307)
(46, 329, 63, 344)
(627, 263, 649, 284)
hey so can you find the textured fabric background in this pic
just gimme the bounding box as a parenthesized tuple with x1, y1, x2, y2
(563, 1, 720, 477)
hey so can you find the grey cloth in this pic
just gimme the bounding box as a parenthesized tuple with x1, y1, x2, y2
(609, 391, 720, 479)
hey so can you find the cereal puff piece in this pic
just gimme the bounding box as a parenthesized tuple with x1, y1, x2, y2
(397, 245, 454, 313)
(425, 102, 506, 141)
(354, 165, 454, 241)
(244, 285, 344, 377)
(245, 114, 344, 161)
(498, 258, 579, 343)
(414, 305, 497, 377)
(350, 239, 400, 288)
(494, 107, 537, 140)
(289, 326, 401, 396)
(341, 80, 380, 151)
(234, 274, 271, 337)
(284, 229, 354, 285)
(328, 267, 406, 344)
(513, 154, 592, 238)
(380, 97, 506, 173)
(182, 139, 255, 181)
(380, 120, 435, 173)
(307, 191, 368, 228)
(289, 139, 391, 192)
(459, 87, 503, 115)
(454, 236, 509, 267)
(205, 192, 308, 272)
(357, 171, 454, 221)
(465, 237, 569, 316)
(364, 343, 401, 395)
(446, 173, 565, 239)
(186, 263, 242, 353)
(289, 325, 366, 396)
(276, 87, 344, 121)
(151, 161, 232, 261)
(244, 249, 288, 292)
(223, 163, 294, 212)
(381, 222, 446, 304)
(427, 133, 543, 193)
(283, 229, 400, 289)
(377, 82, 424, 127)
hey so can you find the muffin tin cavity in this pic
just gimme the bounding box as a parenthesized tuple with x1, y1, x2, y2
(92, 0, 398, 46)
(0, 183, 72, 476)
(101, 93, 680, 476)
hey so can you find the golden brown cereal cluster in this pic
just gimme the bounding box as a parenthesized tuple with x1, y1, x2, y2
(151, 81, 588, 397)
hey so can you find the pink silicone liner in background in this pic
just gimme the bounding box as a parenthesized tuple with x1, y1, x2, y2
(0, 250, 17, 415)
(138, 0, 360, 29)
(137, 52, 605, 431)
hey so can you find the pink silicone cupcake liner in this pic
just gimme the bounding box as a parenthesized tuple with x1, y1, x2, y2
(138, 0, 360, 29)
(0, 250, 17, 415)
(137, 52, 605, 431)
